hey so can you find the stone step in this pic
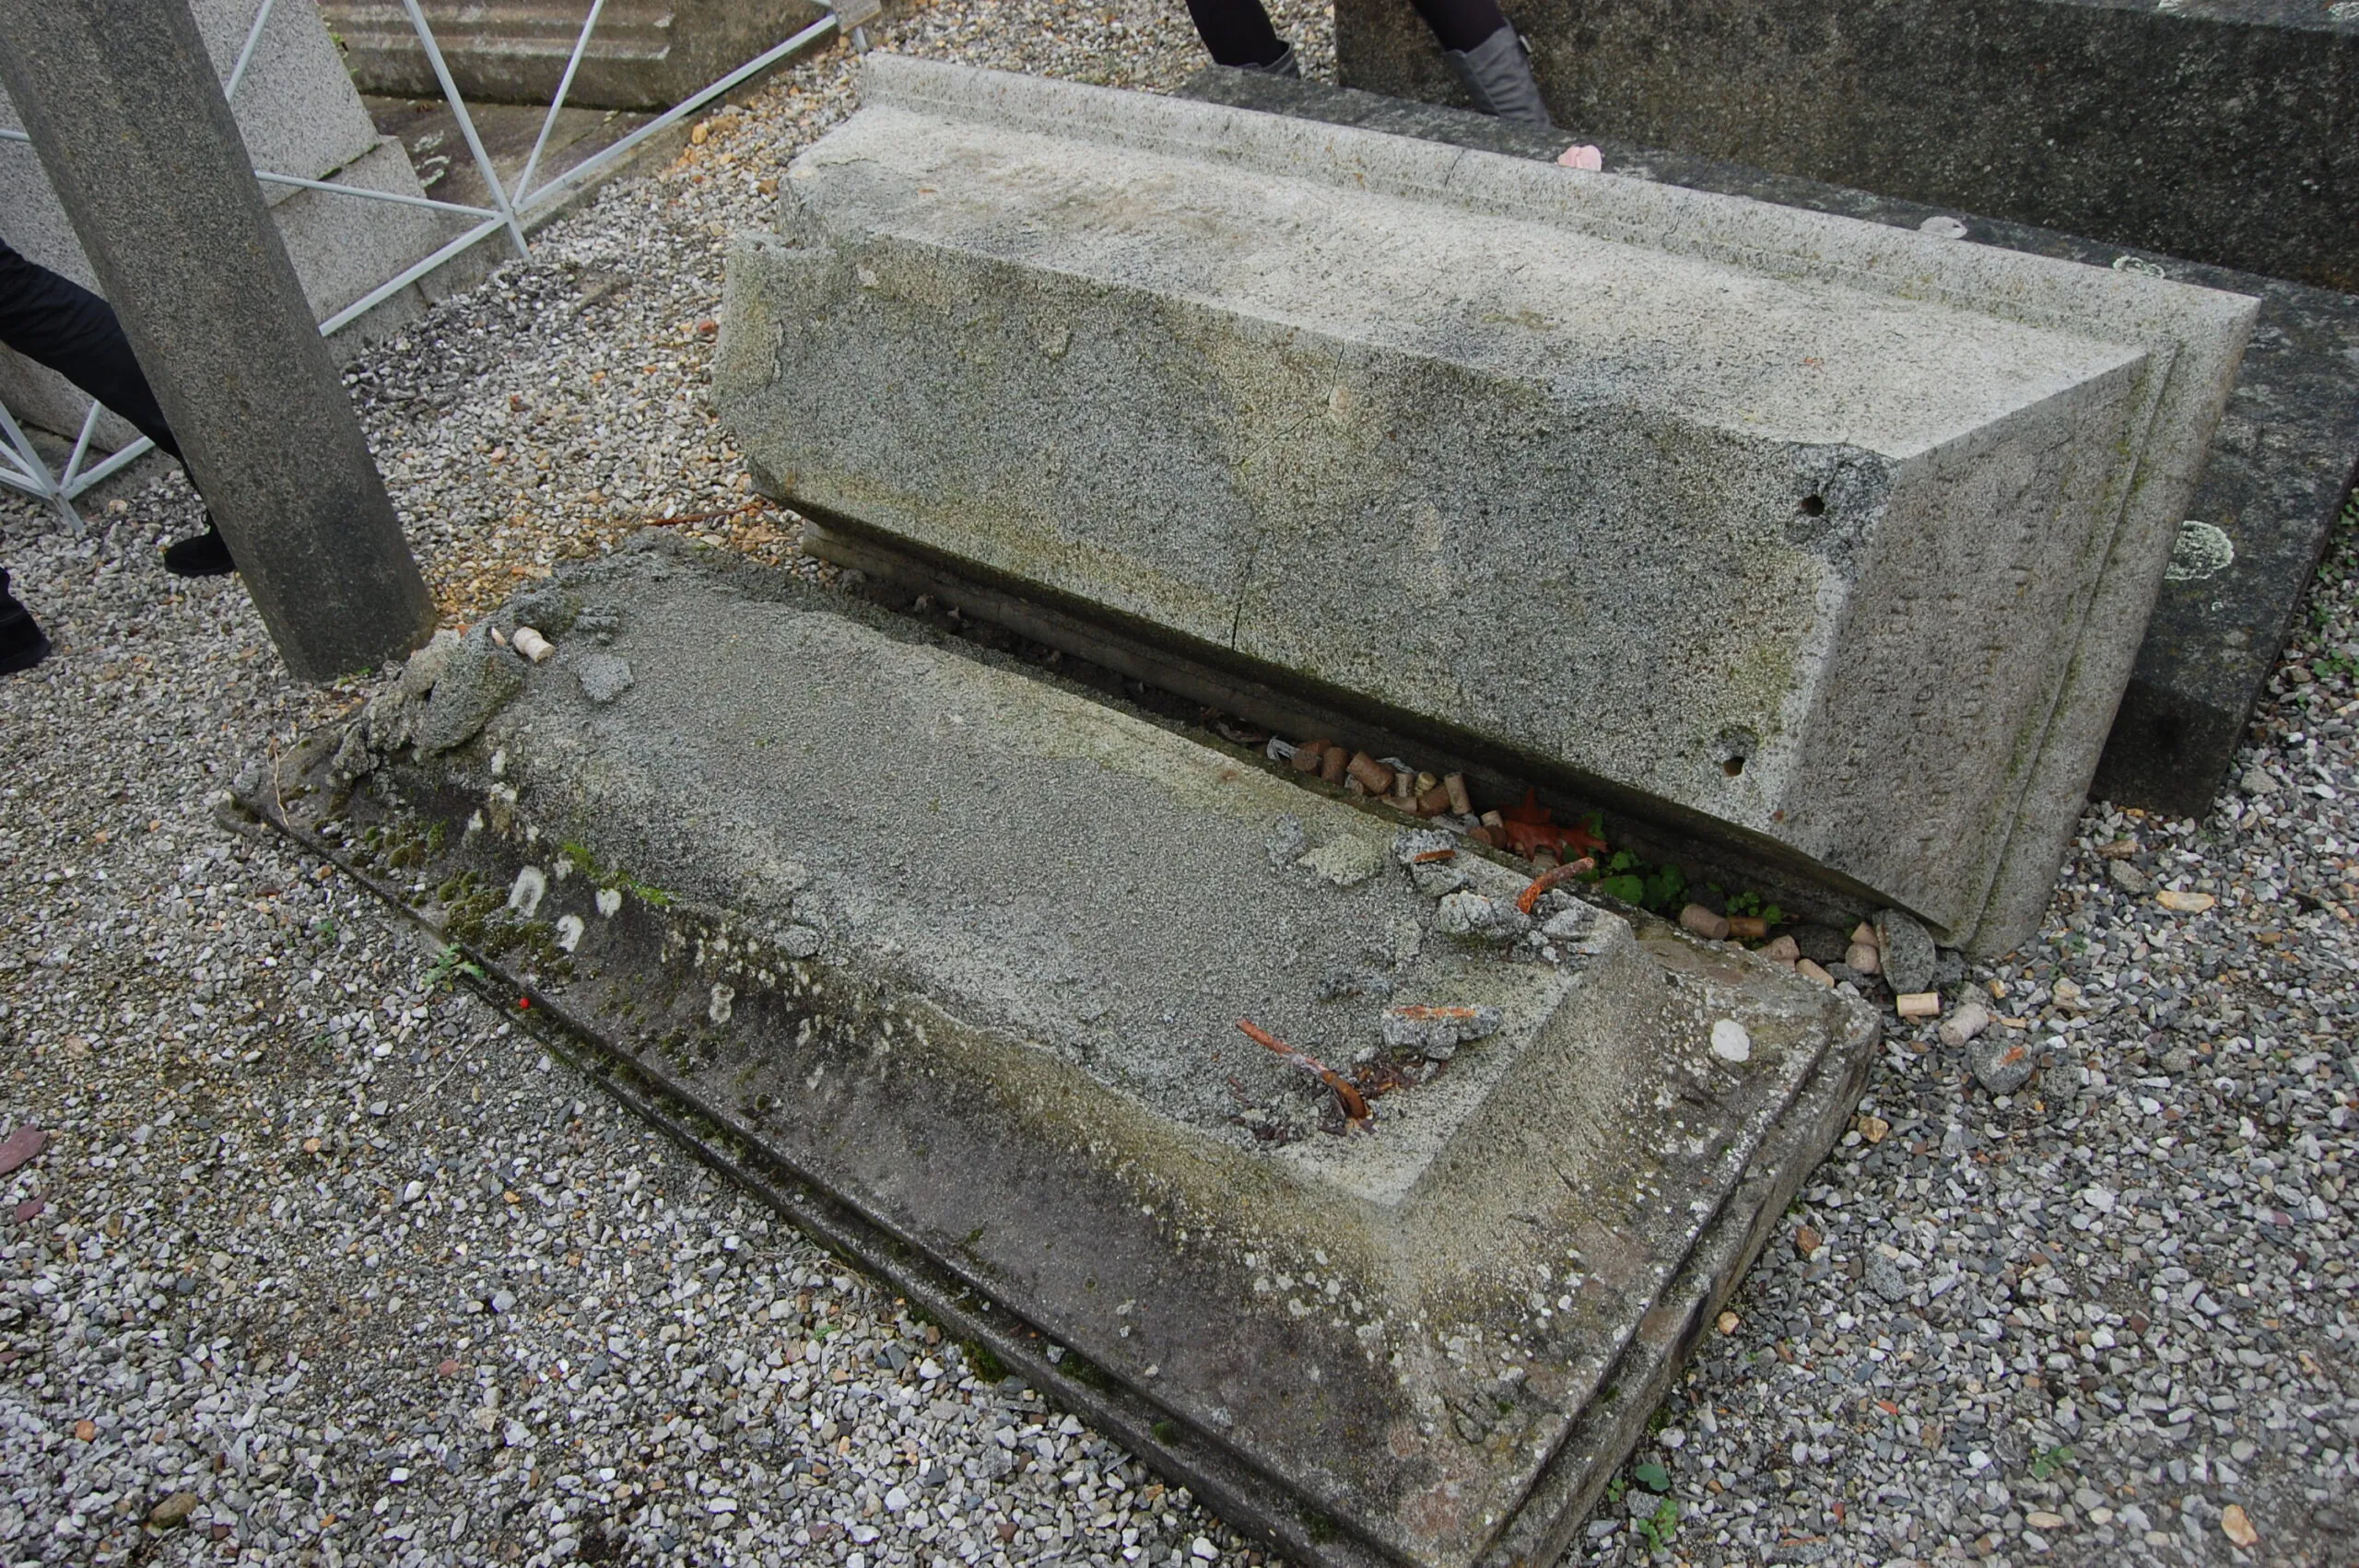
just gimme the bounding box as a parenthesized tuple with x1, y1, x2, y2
(250, 539, 1880, 1567)
(713, 57, 2257, 954)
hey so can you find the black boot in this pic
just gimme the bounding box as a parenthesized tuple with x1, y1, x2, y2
(162, 518, 235, 578)
(0, 568, 50, 674)
(1444, 26, 1553, 127)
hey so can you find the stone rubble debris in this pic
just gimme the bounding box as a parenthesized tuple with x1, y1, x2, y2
(1966, 1032, 2036, 1094)
(1379, 1003, 1505, 1060)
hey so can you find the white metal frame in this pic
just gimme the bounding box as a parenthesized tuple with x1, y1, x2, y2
(0, 0, 853, 522)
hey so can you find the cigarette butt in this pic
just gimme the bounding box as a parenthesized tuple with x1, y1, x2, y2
(1413, 772, 1438, 796)
(1320, 746, 1348, 786)
(1290, 739, 1329, 773)
(1346, 752, 1394, 794)
(1726, 915, 1766, 941)
(1479, 810, 1505, 829)
(1895, 991, 1941, 1019)
(1416, 784, 1452, 815)
(511, 626, 555, 663)
(1444, 773, 1473, 815)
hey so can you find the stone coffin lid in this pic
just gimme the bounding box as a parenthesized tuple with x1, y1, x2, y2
(713, 55, 2257, 954)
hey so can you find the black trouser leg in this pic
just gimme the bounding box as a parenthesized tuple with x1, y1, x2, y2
(0, 240, 181, 461)
(1408, 0, 1512, 52)
(1183, 0, 1290, 68)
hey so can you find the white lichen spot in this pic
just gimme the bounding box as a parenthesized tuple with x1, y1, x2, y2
(554, 914, 585, 953)
(595, 887, 624, 919)
(506, 865, 546, 919)
(2164, 519, 2235, 582)
(710, 983, 735, 1025)
(1710, 1018, 1752, 1063)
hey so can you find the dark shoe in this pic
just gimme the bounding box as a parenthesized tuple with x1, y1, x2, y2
(1239, 41, 1301, 78)
(0, 570, 50, 674)
(162, 521, 236, 578)
(1444, 27, 1553, 127)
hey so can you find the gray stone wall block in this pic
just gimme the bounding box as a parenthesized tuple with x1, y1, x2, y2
(714, 57, 2257, 955)
(1334, 0, 2359, 291)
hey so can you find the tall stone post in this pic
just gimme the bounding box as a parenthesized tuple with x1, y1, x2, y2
(0, 0, 438, 681)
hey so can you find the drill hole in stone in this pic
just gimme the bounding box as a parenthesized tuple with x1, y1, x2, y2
(1797, 494, 1826, 517)
(1721, 755, 1745, 777)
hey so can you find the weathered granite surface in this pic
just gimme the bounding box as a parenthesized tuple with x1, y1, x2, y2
(244, 540, 1881, 1566)
(714, 57, 2256, 954)
(1179, 66, 2359, 822)
(1336, 0, 2359, 292)
(322, 0, 829, 110)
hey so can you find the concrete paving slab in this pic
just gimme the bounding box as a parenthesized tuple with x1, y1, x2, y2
(1174, 68, 2359, 827)
(714, 57, 2257, 954)
(242, 540, 1879, 1566)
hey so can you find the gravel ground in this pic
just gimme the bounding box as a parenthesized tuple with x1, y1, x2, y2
(2, 5, 2355, 1565)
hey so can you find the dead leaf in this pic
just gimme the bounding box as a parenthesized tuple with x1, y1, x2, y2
(1498, 790, 1606, 861)
(2157, 889, 2216, 914)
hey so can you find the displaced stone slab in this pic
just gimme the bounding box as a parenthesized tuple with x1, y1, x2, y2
(714, 57, 2257, 954)
(1335, 0, 2359, 292)
(249, 541, 1879, 1566)
(1177, 67, 2359, 823)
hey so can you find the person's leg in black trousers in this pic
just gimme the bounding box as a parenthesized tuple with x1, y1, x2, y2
(1183, 0, 1552, 125)
(0, 566, 47, 673)
(0, 240, 234, 578)
(1185, 0, 1297, 73)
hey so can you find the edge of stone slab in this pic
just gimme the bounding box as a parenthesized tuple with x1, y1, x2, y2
(1176, 65, 2359, 832)
(854, 55, 2259, 359)
(801, 511, 1892, 936)
(244, 784, 1879, 1568)
(816, 56, 2259, 957)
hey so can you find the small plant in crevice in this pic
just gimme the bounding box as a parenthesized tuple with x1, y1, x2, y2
(1590, 848, 1686, 914)
(424, 942, 486, 994)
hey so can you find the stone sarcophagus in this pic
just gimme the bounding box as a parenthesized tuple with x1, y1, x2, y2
(713, 57, 2256, 955)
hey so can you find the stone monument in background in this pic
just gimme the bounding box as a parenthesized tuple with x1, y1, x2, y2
(323, 0, 829, 110)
